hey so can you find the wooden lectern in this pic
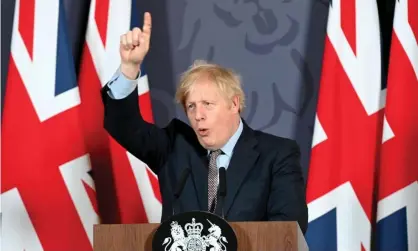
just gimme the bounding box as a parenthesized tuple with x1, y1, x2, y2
(93, 221, 308, 250)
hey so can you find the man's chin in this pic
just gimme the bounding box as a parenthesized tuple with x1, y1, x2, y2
(198, 138, 215, 150)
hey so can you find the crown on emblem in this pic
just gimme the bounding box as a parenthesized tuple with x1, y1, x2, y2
(185, 218, 203, 236)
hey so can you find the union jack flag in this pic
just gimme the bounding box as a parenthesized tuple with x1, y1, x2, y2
(2, 0, 99, 250)
(305, 0, 385, 250)
(1, 0, 161, 250)
(376, 0, 418, 250)
(78, 0, 162, 224)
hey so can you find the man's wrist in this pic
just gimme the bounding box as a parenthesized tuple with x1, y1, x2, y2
(121, 63, 141, 80)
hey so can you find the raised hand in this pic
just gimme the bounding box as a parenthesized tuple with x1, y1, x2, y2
(120, 12, 152, 79)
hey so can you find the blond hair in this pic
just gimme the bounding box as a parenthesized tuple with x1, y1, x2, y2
(175, 60, 246, 112)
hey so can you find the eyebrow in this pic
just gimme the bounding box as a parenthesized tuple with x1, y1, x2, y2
(187, 100, 216, 104)
(200, 99, 216, 103)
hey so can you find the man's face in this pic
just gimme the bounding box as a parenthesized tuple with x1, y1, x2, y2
(185, 78, 240, 150)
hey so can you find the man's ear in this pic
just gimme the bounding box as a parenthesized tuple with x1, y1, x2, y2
(231, 95, 240, 113)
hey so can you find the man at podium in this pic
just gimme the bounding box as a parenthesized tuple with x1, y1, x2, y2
(100, 12, 308, 234)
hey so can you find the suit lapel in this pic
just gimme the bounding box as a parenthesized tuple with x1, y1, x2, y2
(224, 122, 259, 217)
(189, 144, 209, 211)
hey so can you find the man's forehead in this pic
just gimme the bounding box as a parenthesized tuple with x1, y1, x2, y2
(186, 82, 221, 100)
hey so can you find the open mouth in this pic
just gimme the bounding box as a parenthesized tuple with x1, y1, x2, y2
(198, 128, 209, 136)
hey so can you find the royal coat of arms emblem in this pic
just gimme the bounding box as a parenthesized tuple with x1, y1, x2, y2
(161, 218, 229, 251)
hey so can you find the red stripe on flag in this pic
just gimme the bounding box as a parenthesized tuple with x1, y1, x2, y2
(341, 0, 357, 55)
(409, 0, 418, 41)
(18, 0, 35, 59)
(95, 0, 110, 47)
(82, 181, 100, 217)
(139, 92, 154, 123)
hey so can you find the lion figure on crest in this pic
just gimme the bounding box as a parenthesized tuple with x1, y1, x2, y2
(162, 221, 187, 251)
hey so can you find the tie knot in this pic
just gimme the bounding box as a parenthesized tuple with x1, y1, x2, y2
(210, 149, 222, 158)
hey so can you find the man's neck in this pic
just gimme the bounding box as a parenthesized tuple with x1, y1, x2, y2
(209, 117, 243, 156)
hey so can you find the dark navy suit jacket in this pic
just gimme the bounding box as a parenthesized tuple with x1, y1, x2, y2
(101, 85, 308, 234)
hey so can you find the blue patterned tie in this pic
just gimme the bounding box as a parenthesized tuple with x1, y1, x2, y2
(208, 149, 222, 212)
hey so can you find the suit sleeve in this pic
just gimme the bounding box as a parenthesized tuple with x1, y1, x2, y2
(267, 140, 308, 234)
(101, 82, 175, 174)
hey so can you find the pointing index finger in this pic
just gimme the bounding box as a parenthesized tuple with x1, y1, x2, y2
(142, 12, 152, 37)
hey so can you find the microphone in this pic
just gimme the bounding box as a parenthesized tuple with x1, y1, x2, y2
(218, 167, 227, 218)
(172, 167, 191, 216)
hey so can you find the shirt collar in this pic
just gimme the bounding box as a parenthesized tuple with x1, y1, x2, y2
(208, 118, 243, 157)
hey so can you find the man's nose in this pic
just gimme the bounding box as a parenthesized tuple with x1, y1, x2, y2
(195, 105, 205, 121)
